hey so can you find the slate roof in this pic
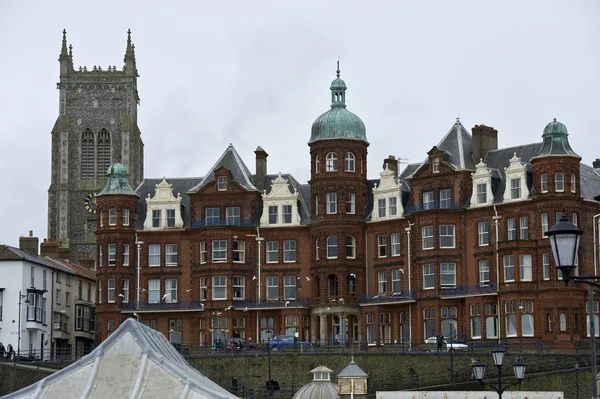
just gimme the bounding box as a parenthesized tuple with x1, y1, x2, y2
(580, 163, 600, 201)
(44, 257, 96, 281)
(4, 318, 238, 399)
(436, 120, 476, 171)
(0, 246, 74, 274)
(188, 144, 257, 193)
(133, 177, 203, 230)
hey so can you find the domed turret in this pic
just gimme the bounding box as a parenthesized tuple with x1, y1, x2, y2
(98, 163, 138, 196)
(532, 118, 580, 160)
(293, 365, 338, 399)
(309, 64, 367, 144)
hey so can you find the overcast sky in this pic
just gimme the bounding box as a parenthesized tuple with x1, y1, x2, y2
(0, 1, 598, 247)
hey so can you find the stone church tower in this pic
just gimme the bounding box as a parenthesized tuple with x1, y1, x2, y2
(48, 30, 144, 265)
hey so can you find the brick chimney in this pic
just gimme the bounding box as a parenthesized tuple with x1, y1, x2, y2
(19, 230, 39, 256)
(472, 125, 498, 163)
(255, 146, 269, 192)
(40, 236, 71, 260)
(593, 159, 600, 169)
(383, 155, 398, 177)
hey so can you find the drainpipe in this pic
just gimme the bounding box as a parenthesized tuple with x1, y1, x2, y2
(135, 234, 143, 311)
(405, 221, 413, 348)
(493, 206, 502, 344)
(50, 270, 55, 360)
(365, 228, 370, 296)
(593, 211, 600, 275)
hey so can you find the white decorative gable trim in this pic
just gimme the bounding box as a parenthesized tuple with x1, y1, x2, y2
(470, 159, 494, 207)
(260, 173, 301, 227)
(503, 152, 530, 203)
(371, 165, 404, 221)
(143, 177, 184, 230)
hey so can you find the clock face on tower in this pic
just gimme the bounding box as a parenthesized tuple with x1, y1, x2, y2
(84, 193, 98, 214)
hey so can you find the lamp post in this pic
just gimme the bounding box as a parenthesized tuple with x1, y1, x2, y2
(265, 329, 273, 399)
(575, 359, 580, 399)
(449, 316, 455, 384)
(546, 215, 598, 399)
(472, 347, 527, 399)
(17, 290, 29, 363)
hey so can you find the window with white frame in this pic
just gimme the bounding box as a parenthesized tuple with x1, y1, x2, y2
(149, 244, 161, 267)
(346, 193, 355, 214)
(471, 316, 482, 339)
(149, 279, 160, 303)
(108, 244, 116, 266)
(541, 174, 548, 193)
(440, 263, 456, 288)
(108, 279, 116, 303)
(344, 152, 355, 172)
(504, 255, 515, 282)
(542, 213, 549, 237)
(284, 240, 296, 262)
(123, 244, 129, 266)
(200, 242, 207, 264)
(506, 314, 517, 337)
(346, 236, 356, 258)
(226, 207, 240, 225)
(389, 197, 397, 216)
(326, 152, 338, 171)
(200, 277, 207, 301)
(520, 216, 529, 240)
(478, 222, 489, 246)
(205, 207, 220, 226)
(508, 218, 516, 240)
(423, 263, 435, 289)
(327, 236, 338, 259)
(266, 241, 279, 263)
(315, 238, 319, 260)
(432, 157, 440, 173)
(217, 176, 227, 191)
(268, 206, 278, 224)
(555, 173, 564, 192)
(479, 260, 490, 286)
(519, 254, 532, 281)
(377, 235, 387, 257)
(486, 316, 498, 339)
(511, 178, 521, 199)
(378, 271, 387, 293)
(476, 183, 487, 204)
(571, 173, 576, 193)
(315, 155, 320, 174)
(284, 276, 296, 299)
(326, 193, 338, 214)
(166, 244, 178, 266)
(166, 279, 178, 303)
(152, 209, 161, 228)
(314, 196, 319, 215)
(423, 191, 434, 210)
(439, 225, 455, 248)
(122, 279, 129, 303)
(522, 313, 534, 336)
(378, 199, 386, 218)
(282, 205, 292, 223)
(392, 269, 401, 294)
(166, 209, 176, 227)
(560, 313, 567, 331)
(233, 276, 245, 299)
(440, 188, 451, 208)
(212, 240, 227, 262)
(543, 253, 551, 280)
(391, 233, 401, 256)
(422, 226, 434, 249)
(267, 276, 278, 298)
(572, 212, 578, 226)
(123, 208, 130, 226)
(212, 276, 227, 300)
(233, 240, 245, 263)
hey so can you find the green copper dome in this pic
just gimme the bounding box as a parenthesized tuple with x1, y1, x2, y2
(543, 118, 568, 136)
(309, 67, 368, 144)
(532, 118, 580, 160)
(98, 163, 138, 196)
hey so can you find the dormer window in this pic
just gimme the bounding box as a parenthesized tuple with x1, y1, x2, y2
(503, 153, 529, 203)
(541, 174, 548, 193)
(144, 178, 184, 230)
(555, 173, 564, 192)
(268, 206, 278, 224)
(510, 178, 521, 199)
(259, 173, 301, 227)
(166, 209, 176, 227)
(326, 152, 338, 171)
(371, 164, 404, 220)
(152, 210, 161, 228)
(571, 173, 576, 193)
(217, 176, 227, 191)
(477, 183, 487, 203)
(378, 199, 386, 217)
(432, 158, 440, 173)
(344, 152, 355, 172)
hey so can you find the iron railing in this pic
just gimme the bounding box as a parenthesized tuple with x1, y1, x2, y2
(191, 218, 254, 228)
(119, 299, 206, 311)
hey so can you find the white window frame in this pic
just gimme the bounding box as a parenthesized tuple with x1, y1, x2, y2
(149, 244, 161, 267)
(571, 173, 576, 193)
(268, 205, 278, 224)
(543, 253, 550, 280)
(541, 174, 548, 193)
(504, 255, 515, 282)
(346, 193, 356, 214)
(378, 199, 386, 218)
(520, 216, 529, 240)
(233, 240, 245, 263)
(152, 209, 161, 228)
(166, 209, 176, 227)
(391, 233, 401, 256)
(107, 279, 116, 303)
(200, 242, 207, 264)
(542, 213, 549, 237)
(555, 173, 564, 192)
(378, 271, 387, 293)
(108, 244, 116, 266)
(283, 240, 296, 262)
(377, 235, 387, 257)
(205, 207, 220, 226)
(423, 191, 434, 210)
(326, 193, 337, 214)
(423, 263, 435, 289)
(439, 225, 455, 248)
(440, 263, 456, 288)
(109, 208, 117, 226)
(233, 276, 245, 300)
(226, 207, 240, 225)
(479, 260, 490, 286)
(476, 183, 487, 204)
(149, 279, 160, 303)
(166, 244, 178, 266)
(166, 279, 178, 303)
(392, 269, 402, 294)
(212, 240, 227, 263)
(510, 178, 521, 199)
(478, 222, 489, 246)
(507, 218, 516, 240)
(266, 241, 279, 263)
(315, 155, 320, 174)
(123, 208, 130, 226)
(346, 236, 356, 259)
(520, 254, 532, 281)
(266, 276, 278, 298)
(284, 276, 296, 299)
(123, 244, 130, 266)
(282, 205, 292, 223)
(212, 276, 227, 300)
(432, 157, 440, 173)
(440, 188, 451, 209)
(422, 226, 434, 250)
(217, 176, 227, 191)
(327, 236, 338, 259)
(326, 152, 338, 171)
(122, 279, 129, 303)
(344, 152, 355, 172)
(389, 197, 397, 216)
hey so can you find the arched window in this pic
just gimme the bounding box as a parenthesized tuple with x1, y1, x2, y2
(97, 129, 111, 178)
(486, 317, 498, 338)
(81, 129, 94, 180)
(522, 314, 534, 336)
(326, 152, 338, 171)
(327, 275, 338, 297)
(327, 236, 338, 258)
(506, 314, 517, 336)
(268, 317, 274, 328)
(315, 155, 320, 174)
(348, 274, 356, 296)
(344, 152, 355, 172)
(176, 319, 183, 330)
(346, 236, 356, 258)
(261, 317, 267, 328)
(471, 317, 482, 339)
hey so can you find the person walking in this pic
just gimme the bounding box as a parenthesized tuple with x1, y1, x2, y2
(436, 334, 444, 352)
(0, 342, 5, 359)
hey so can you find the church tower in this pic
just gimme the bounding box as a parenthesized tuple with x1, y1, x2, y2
(48, 29, 144, 265)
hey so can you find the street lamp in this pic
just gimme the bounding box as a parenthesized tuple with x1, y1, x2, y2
(546, 215, 598, 399)
(265, 329, 273, 398)
(17, 290, 30, 363)
(472, 347, 526, 399)
(575, 359, 580, 399)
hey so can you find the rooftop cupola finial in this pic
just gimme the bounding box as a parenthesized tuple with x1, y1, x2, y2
(330, 61, 347, 108)
(336, 59, 340, 78)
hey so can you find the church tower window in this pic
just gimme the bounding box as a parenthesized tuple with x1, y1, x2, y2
(81, 129, 94, 180)
(96, 129, 111, 178)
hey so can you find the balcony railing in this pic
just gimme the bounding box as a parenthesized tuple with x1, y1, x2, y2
(119, 299, 206, 311)
(191, 218, 254, 228)
(312, 296, 360, 306)
(439, 283, 497, 297)
(235, 297, 311, 309)
(408, 201, 461, 213)
(360, 291, 416, 304)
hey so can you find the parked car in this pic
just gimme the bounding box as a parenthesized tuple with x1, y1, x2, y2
(229, 338, 258, 350)
(424, 337, 468, 352)
(269, 335, 311, 350)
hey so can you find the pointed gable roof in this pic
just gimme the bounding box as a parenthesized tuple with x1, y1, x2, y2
(188, 144, 257, 193)
(4, 318, 237, 399)
(435, 119, 476, 171)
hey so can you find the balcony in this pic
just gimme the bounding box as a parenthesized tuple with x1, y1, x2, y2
(119, 299, 206, 312)
(235, 296, 311, 309)
(191, 218, 254, 228)
(439, 283, 497, 298)
(407, 201, 461, 213)
(360, 291, 416, 305)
